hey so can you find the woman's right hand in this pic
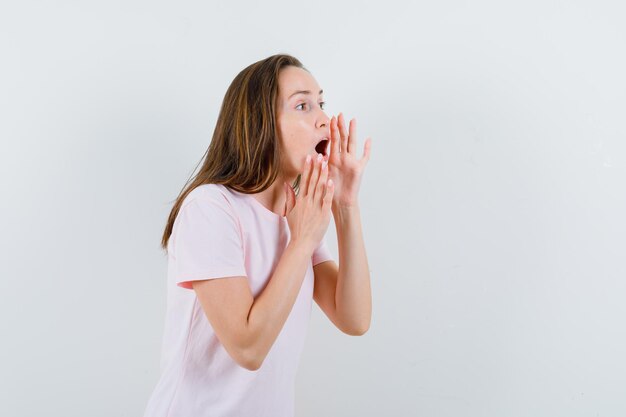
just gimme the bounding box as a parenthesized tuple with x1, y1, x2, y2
(283, 153, 334, 252)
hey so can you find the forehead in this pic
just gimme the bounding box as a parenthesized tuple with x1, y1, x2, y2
(278, 66, 321, 99)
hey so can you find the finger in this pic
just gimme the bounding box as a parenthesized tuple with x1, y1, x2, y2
(329, 116, 340, 158)
(347, 118, 357, 154)
(308, 154, 323, 200)
(338, 113, 348, 153)
(334, 114, 346, 154)
(361, 137, 372, 166)
(315, 159, 329, 203)
(322, 179, 334, 210)
(300, 154, 313, 196)
(338, 112, 349, 140)
(283, 182, 296, 216)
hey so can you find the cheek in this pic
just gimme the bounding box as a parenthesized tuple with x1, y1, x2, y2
(281, 114, 310, 134)
(278, 131, 296, 155)
(280, 122, 306, 151)
(277, 114, 313, 159)
(277, 131, 298, 167)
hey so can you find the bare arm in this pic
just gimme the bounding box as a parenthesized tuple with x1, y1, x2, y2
(192, 239, 314, 371)
(333, 204, 371, 334)
(312, 204, 371, 335)
(193, 154, 333, 371)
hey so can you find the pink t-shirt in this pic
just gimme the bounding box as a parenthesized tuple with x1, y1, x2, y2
(143, 183, 333, 417)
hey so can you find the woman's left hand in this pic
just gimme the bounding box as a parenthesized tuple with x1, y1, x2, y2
(326, 112, 372, 209)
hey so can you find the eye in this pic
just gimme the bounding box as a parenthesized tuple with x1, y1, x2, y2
(319, 101, 326, 110)
(296, 102, 307, 110)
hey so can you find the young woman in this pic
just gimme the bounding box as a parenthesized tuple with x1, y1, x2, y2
(143, 54, 372, 417)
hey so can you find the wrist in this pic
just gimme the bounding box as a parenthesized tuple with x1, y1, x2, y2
(332, 202, 360, 217)
(332, 204, 362, 232)
(287, 236, 317, 256)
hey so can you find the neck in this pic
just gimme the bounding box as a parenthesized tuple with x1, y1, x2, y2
(251, 173, 297, 216)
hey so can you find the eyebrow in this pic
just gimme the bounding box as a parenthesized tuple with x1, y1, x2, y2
(288, 89, 324, 99)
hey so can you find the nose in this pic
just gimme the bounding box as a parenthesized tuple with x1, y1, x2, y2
(317, 111, 330, 130)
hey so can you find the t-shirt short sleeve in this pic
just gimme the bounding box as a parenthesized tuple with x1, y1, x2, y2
(312, 237, 334, 266)
(173, 196, 247, 289)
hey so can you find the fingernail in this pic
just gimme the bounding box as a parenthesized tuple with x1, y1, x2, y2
(317, 154, 322, 162)
(306, 155, 311, 164)
(322, 161, 327, 169)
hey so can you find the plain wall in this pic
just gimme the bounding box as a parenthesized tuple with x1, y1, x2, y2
(1, 1, 625, 416)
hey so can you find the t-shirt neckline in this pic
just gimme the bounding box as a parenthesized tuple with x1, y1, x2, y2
(227, 186, 285, 220)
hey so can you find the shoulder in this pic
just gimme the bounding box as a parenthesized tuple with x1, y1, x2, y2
(173, 184, 245, 241)
(170, 184, 246, 259)
(181, 183, 239, 211)
(176, 184, 248, 233)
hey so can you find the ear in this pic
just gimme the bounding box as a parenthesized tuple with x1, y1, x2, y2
(283, 182, 296, 217)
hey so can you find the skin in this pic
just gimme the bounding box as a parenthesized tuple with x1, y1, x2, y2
(191, 65, 373, 371)
(253, 65, 372, 213)
(252, 65, 331, 214)
(254, 65, 373, 335)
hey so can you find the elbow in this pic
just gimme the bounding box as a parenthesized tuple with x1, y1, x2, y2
(343, 322, 370, 336)
(348, 327, 369, 337)
(336, 313, 370, 336)
(237, 345, 265, 371)
(236, 353, 262, 371)
(241, 358, 262, 372)
(233, 322, 268, 371)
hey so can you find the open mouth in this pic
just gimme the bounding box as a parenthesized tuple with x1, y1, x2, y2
(315, 138, 329, 156)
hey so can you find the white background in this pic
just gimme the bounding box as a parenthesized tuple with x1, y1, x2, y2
(1, 1, 625, 416)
